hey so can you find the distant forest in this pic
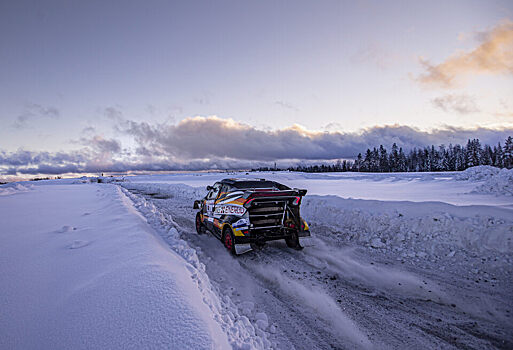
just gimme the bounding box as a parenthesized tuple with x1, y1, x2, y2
(255, 136, 513, 173)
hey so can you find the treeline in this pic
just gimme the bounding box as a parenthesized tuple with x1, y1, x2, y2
(255, 136, 513, 173)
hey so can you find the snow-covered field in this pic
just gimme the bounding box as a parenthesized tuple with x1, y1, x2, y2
(1, 166, 512, 349)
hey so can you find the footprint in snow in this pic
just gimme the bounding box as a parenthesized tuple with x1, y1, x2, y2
(56, 225, 76, 233)
(82, 212, 91, 216)
(69, 240, 90, 249)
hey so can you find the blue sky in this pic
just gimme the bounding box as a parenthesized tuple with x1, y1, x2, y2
(0, 0, 512, 176)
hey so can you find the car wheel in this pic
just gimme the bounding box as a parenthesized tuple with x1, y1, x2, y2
(223, 226, 236, 255)
(195, 212, 206, 234)
(285, 230, 303, 250)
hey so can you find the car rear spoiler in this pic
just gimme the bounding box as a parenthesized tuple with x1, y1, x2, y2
(243, 188, 307, 199)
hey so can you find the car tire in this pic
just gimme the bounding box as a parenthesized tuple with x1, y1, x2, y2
(223, 226, 236, 255)
(195, 212, 206, 234)
(285, 230, 303, 250)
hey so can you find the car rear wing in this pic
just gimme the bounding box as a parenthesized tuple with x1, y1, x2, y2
(243, 188, 307, 199)
(242, 188, 307, 209)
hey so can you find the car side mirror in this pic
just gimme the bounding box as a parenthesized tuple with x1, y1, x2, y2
(206, 185, 213, 191)
(193, 200, 201, 209)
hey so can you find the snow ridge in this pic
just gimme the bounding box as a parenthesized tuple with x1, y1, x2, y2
(0, 183, 34, 196)
(302, 196, 513, 260)
(119, 186, 273, 350)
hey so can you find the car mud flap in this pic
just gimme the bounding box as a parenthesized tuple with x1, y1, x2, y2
(299, 236, 315, 248)
(235, 243, 253, 255)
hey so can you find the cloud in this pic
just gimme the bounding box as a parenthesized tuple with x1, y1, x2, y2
(431, 94, 480, 114)
(417, 20, 513, 88)
(103, 106, 124, 121)
(2, 116, 513, 176)
(75, 135, 123, 169)
(116, 116, 513, 160)
(0, 149, 87, 168)
(274, 100, 300, 112)
(83, 135, 121, 154)
(12, 103, 60, 129)
(81, 126, 96, 136)
(0, 148, 268, 176)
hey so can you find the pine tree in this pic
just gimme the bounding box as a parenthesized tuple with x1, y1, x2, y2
(389, 143, 399, 172)
(354, 153, 363, 172)
(504, 136, 513, 169)
(398, 147, 407, 172)
(287, 135, 511, 173)
(495, 143, 504, 168)
(379, 145, 389, 172)
(363, 149, 372, 171)
(372, 148, 379, 172)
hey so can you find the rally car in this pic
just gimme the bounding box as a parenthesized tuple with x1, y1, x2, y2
(193, 178, 311, 255)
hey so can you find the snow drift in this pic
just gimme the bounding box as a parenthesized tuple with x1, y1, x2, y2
(0, 184, 230, 350)
(457, 165, 513, 196)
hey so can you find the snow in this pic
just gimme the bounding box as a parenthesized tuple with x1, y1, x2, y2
(456, 165, 501, 181)
(0, 184, 230, 350)
(1, 166, 512, 349)
(456, 165, 513, 196)
(0, 182, 34, 196)
(301, 195, 513, 256)
(121, 186, 273, 349)
(117, 166, 512, 349)
(125, 168, 513, 208)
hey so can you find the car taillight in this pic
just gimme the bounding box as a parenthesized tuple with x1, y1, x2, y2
(292, 196, 301, 205)
(243, 198, 255, 208)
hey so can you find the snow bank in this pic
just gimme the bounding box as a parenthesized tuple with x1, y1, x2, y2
(121, 179, 513, 264)
(457, 165, 513, 196)
(120, 184, 273, 350)
(0, 182, 34, 196)
(302, 195, 513, 260)
(0, 184, 230, 350)
(456, 165, 500, 181)
(473, 168, 513, 196)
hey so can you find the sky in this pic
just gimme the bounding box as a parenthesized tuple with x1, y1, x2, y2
(1, 0, 513, 177)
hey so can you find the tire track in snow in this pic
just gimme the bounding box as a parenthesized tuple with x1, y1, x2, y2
(121, 183, 373, 349)
(120, 182, 513, 350)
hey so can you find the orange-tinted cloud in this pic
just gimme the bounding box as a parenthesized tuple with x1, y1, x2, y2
(417, 20, 513, 88)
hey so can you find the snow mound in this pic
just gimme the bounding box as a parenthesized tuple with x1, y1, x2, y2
(457, 166, 513, 196)
(456, 165, 500, 181)
(474, 168, 513, 196)
(302, 196, 513, 260)
(0, 183, 34, 196)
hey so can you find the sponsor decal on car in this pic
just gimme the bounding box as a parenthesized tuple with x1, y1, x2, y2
(232, 218, 249, 228)
(214, 205, 246, 216)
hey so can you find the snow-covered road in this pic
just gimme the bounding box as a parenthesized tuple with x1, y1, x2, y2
(1, 168, 512, 349)
(120, 170, 513, 350)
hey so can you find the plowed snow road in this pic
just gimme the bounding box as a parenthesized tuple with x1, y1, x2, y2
(122, 183, 513, 350)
